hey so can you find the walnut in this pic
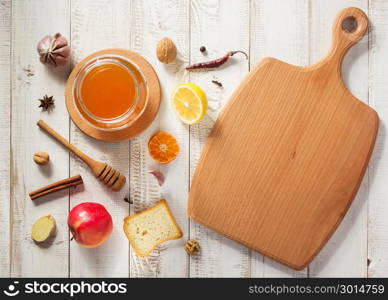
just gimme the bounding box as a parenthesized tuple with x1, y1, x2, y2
(184, 239, 200, 255)
(33, 152, 50, 165)
(156, 37, 177, 64)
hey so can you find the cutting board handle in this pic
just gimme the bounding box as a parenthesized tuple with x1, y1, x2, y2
(324, 7, 368, 66)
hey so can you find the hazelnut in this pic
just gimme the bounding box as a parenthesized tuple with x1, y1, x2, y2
(33, 152, 50, 165)
(156, 37, 177, 64)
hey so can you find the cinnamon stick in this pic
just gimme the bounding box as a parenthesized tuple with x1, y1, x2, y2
(29, 175, 83, 200)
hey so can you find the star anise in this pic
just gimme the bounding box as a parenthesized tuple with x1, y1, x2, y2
(38, 95, 54, 111)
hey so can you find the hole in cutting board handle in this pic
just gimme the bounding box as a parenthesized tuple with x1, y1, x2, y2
(342, 17, 358, 33)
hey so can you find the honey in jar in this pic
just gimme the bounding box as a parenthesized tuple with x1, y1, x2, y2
(81, 63, 136, 119)
(73, 55, 147, 130)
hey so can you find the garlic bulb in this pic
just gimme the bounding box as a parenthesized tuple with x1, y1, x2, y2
(37, 33, 70, 67)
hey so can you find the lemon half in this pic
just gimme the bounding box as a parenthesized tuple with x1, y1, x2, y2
(171, 83, 207, 125)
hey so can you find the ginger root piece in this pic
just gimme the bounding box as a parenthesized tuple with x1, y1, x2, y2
(31, 215, 56, 243)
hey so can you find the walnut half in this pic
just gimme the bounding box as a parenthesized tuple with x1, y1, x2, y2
(184, 239, 201, 255)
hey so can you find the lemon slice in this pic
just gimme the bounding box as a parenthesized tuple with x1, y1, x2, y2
(171, 83, 207, 125)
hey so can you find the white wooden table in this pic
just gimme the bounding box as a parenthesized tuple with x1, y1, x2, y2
(1, 0, 387, 278)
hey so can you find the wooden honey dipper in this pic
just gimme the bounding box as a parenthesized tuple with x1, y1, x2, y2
(37, 120, 126, 191)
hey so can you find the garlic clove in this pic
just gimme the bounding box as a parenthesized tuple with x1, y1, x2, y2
(37, 35, 52, 52)
(52, 33, 67, 48)
(52, 46, 70, 66)
(149, 171, 165, 186)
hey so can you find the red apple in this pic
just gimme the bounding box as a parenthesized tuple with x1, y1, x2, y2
(68, 202, 113, 248)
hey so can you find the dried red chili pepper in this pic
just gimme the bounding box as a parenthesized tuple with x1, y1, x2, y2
(186, 50, 248, 70)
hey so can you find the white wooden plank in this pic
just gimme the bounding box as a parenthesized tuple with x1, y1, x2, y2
(308, 0, 368, 277)
(129, 0, 190, 278)
(69, 0, 130, 277)
(11, 0, 70, 276)
(0, 0, 11, 277)
(248, 0, 265, 277)
(368, 0, 388, 278)
(249, 0, 309, 277)
(189, 0, 251, 278)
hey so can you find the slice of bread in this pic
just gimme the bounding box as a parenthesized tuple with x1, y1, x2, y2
(123, 199, 183, 257)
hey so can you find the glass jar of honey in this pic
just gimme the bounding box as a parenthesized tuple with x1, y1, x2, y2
(72, 54, 148, 131)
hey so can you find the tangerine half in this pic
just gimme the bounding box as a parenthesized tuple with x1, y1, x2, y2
(148, 131, 179, 164)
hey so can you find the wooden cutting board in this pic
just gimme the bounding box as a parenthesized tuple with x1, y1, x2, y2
(188, 7, 378, 270)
